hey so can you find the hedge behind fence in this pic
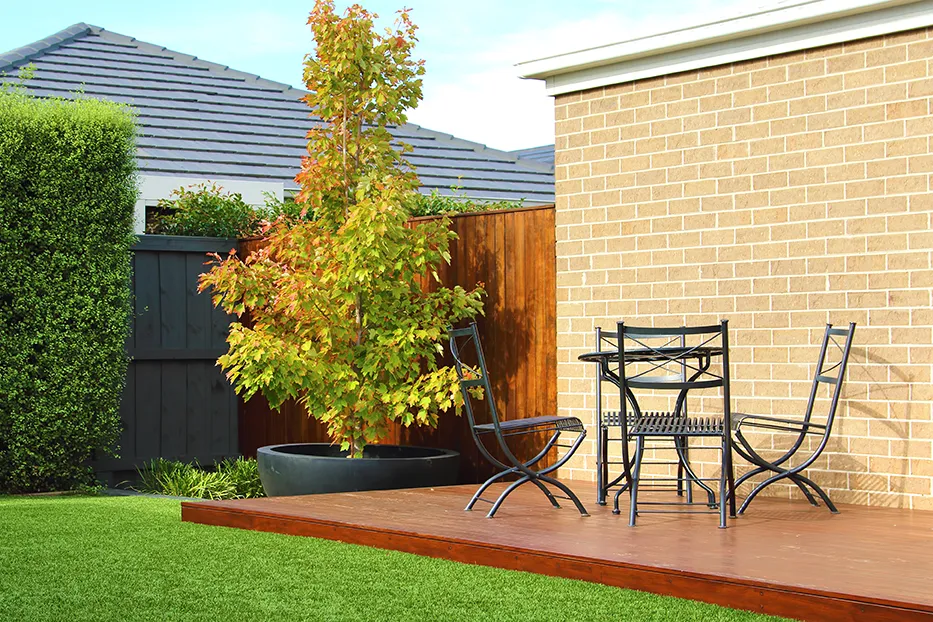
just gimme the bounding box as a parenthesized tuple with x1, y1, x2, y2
(0, 88, 137, 492)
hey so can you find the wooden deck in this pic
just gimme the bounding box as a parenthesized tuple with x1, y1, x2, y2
(182, 482, 933, 622)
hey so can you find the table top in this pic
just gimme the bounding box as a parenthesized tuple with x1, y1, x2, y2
(577, 345, 724, 364)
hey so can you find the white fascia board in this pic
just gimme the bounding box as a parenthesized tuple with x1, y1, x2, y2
(518, 0, 933, 95)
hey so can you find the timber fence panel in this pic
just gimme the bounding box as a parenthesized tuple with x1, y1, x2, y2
(93, 235, 240, 480)
(238, 206, 558, 484)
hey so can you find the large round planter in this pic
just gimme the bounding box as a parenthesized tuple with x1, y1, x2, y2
(256, 443, 460, 496)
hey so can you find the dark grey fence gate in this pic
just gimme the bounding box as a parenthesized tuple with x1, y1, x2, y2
(94, 235, 240, 483)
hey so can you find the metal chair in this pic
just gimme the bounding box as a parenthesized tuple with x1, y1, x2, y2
(613, 321, 736, 528)
(732, 323, 856, 514)
(448, 322, 589, 518)
(594, 326, 696, 506)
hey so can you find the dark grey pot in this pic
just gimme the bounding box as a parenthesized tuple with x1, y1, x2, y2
(256, 443, 460, 496)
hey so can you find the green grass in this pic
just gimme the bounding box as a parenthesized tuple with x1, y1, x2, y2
(0, 496, 792, 622)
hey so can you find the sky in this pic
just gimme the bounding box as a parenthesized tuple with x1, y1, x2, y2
(0, 0, 751, 151)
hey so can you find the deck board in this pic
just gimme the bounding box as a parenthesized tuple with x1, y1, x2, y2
(182, 482, 933, 621)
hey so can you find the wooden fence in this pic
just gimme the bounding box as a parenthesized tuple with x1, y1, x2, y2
(93, 235, 241, 482)
(239, 205, 558, 483)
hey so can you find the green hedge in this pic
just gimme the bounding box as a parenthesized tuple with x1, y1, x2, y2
(0, 88, 137, 492)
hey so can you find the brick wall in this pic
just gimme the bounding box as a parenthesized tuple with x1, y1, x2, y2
(554, 27, 933, 510)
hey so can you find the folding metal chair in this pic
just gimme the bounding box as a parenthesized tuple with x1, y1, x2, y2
(732, 323, 856, 514)
(448, 322, 589, 518)
(614, 321, 736, 528)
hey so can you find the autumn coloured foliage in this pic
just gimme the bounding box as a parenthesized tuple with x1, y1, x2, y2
(200, 1, 483, 456)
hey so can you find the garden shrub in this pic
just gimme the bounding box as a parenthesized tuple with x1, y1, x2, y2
(147, 184, 313, 237)
(147, 183, 262, 238)
(0, 87, 137, 493)
(408, 188, 524, 217)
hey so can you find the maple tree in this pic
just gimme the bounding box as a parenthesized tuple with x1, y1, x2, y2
(201, 1, 484, 457)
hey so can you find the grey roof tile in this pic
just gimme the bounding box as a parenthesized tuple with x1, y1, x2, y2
(511, 144, 555, 168)
(0, 24, 554, 204)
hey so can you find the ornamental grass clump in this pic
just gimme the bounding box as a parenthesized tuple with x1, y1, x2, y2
(135, 458, 263, 500)
(200, 1, 484, 457)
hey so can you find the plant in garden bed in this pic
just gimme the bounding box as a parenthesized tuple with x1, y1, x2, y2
(146, 183, 260, 238)
(200, 1, 484, 458)
(134, 457, 263, 500)
(146, 183, 306, 238)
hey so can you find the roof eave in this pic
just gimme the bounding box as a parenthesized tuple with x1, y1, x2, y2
(518, 0, 932, 95)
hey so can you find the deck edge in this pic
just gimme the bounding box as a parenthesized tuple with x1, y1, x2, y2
(181, 500, 933, 622)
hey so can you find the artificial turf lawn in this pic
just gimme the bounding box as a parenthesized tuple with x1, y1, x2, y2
(0, 495, 793, 622)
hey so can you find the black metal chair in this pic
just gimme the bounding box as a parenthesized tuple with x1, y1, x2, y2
(731, 323, 856, 514)
(594, 326, 695, 506)
(448, 323, 589, 518)
(613, 321, 736, 528)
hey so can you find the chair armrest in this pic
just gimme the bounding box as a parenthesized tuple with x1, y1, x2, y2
(733, 413, 826, 434)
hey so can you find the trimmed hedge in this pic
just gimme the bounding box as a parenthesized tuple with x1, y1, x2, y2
(0, 89, 137, 492)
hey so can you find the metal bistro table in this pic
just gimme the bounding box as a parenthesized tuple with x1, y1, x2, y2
(578, 329, 726, 510)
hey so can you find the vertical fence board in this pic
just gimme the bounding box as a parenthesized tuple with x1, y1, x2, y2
(134, 252, 160, 349)
(186, 362, 211, 460)
(135, 362, 161, 460)
(238, 206, 557, 483)
(116, 364, 136, 463)
(159, 253, 186, 348)
(160, 361, 187, 457)
(210, 365, 232, 455)
(186, 254, 212, 349)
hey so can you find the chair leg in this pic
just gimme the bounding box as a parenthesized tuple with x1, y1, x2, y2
(719, 436, 728, 529)
(478, 429, 589, 517)
(789, 474, 820, 507)
(538, 474, 590, 517)
(674, 441, 716, 506)
(486, 476, 531, 518)
(612, 480, 625, 515)
(628, 436, 645, 526)
(793, 473, 839, 513)
(596, 420, 607, 505)
(675, 436, 684, 497)
(465, 468, 515, 511)
(675, 436, 694, 504)
(726, 438, 737, 520)
(733, 436, 824, 511)
(528, 476, 561, 509)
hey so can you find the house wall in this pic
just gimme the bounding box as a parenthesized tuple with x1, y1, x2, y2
(554, 26, 933, 510)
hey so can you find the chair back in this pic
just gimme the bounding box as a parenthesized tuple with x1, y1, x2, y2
(595, 326, 620, 383)
(802, 323, 856, 441)
(616, 321, 732, 428)
(448, 322, 501, 433)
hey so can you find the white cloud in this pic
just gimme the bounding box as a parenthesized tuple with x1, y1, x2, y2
(409, 0, 751, 150)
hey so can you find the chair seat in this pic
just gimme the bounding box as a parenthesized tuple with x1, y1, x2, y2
(475, 415, 584, 433)
(630, 411, 724, 436)
(602, 410, 689, 427)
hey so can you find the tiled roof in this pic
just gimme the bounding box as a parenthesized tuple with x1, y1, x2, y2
(510, 144, 555, 167)
(0, 23, 554, 204)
